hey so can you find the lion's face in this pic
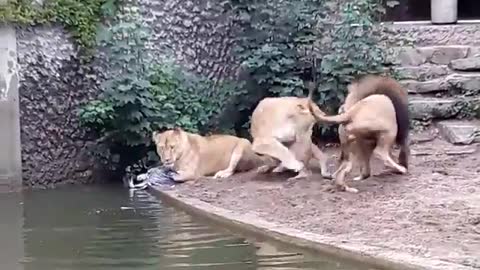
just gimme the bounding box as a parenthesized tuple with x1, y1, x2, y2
(152, 129, 188, 168)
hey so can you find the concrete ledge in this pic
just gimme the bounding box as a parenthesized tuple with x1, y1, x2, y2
(151, 188, 475, 270)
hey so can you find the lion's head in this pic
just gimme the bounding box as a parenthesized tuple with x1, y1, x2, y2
(152, 128, 189, 168)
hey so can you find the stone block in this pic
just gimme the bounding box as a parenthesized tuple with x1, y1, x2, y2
(394, 65, 449, 80)
(408, 97, 460, 120)
(437, 120, 480, 145)
(450, 57, 480, 71)
(446, 73, 480, 92)
(424, 45, 469, 65)
(382, 23, 480, 47)
(401, 78, 449, 94)
(467, 46, 480, 57)
(397, 47, 426, 66)
(416, 46, 435, 60)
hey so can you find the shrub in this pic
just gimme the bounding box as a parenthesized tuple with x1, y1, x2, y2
(78, 0, 231, 172)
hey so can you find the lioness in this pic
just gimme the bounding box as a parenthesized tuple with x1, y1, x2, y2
(250, 82, 331, 180)
(309, 75, 410, 193)
(152, 128, 275, 182)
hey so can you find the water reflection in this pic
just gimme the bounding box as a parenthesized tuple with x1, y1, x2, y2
(0, 192, 24, 270)
(0, 184, 379, 270)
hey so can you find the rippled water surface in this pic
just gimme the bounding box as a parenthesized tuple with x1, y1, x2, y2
(0, 184, 377, 270)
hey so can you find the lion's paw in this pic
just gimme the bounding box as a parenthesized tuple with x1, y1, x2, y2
(213, 170, 233, 178)
(272, 165, 287, 173)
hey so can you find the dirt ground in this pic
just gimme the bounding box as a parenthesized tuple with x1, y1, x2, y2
(172, 127, 480, 268)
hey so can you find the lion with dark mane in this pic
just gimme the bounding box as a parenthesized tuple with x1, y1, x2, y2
(309, 75, 410, 193)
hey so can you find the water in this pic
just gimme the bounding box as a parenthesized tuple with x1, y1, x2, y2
(0, 184, 377, 270)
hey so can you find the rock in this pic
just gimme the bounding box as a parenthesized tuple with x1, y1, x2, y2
(401, 78, 449, 94)
(416, 46, 435, 61)
(450, 57, 480, 71)
(468, 46, 480, 57)
(423, 45, 469, 65)
(397, 47, 427, 66)
(447, 73, 480, 92)
(383, 23, 480, 47)
(409, 97, 460, 120)
(393, 45, 470, 66)
(403, 73, 480, 94)
(437, 120, 480, 145)
(395, 65, 449, 80)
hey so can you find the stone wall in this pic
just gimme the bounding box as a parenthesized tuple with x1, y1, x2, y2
(17, 26, 104, 187)
(140, 0, 238, 83)
(18, 0, 238, 187)
(383, 23, 480, 121)
(384, 23, 480, 46)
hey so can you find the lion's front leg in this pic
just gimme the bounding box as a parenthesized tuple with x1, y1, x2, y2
(172, 169, 197, 183)
(173, 159, 199, 183)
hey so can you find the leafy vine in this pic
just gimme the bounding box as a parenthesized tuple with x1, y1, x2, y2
(0, 0, 118, 50)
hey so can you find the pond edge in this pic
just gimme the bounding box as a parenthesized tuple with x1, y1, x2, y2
(151, 187, 474, 270)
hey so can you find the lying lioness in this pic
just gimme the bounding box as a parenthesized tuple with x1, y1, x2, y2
(250, 82, 331, 180)
(152, 128, 275, 182)
(309, 75, 410, 193)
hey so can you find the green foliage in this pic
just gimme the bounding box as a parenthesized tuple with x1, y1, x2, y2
(0, 0, 118, 50)
(78, 1, 230, 170)
(226, 0, 390, 137)
(147, 64, 232, 133)
(78, 3, 160, 146)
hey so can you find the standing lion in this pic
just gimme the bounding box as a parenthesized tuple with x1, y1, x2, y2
(249, 82, 331, 180)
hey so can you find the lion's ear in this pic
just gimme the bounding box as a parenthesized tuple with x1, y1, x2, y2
(347, 83, 357, 93)
(173, 127, 183, 133)
(152, 131, 161, 144)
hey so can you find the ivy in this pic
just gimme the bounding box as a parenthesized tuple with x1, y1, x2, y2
(0, 0, 118, 50)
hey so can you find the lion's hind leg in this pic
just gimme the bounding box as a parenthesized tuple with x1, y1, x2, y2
(214, 139, 250, 178)
(374, 132, 407, 175)
(252, 137, 304, 173)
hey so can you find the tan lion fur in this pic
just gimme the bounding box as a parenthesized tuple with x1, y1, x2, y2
(152, 128, 275, 182)
(309, 75, 410, 193)
(249, 82, 331, 180)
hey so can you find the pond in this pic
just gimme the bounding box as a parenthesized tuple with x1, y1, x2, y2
(0, 184, 379, 270)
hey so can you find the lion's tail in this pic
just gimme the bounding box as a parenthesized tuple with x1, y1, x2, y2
(352, 75, 410, 168)
(305, 65, 352, 124)
(308, 97, 356, 124)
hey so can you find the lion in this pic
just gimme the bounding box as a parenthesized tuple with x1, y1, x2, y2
(249, 81, 331, 180)
(309, 75, 410, 193)
(152, 128, 276, 182)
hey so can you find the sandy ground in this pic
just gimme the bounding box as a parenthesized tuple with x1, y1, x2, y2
(172, 128, 480, 268)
